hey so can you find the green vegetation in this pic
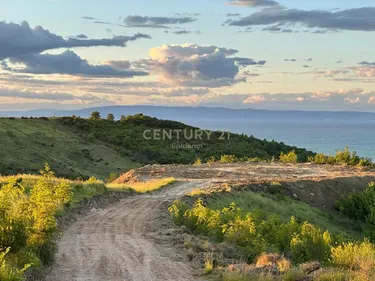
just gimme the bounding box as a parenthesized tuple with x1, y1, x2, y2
(0, 118, 139, 179)
(107, 177, 176, 193)
(204, 191, 359, 238)
(170, 198, 336, 263)
(56, 114, 314, 165)
(0, 165, 108, 280)
(336, 182, 375, 241)
(279, 151, 298, 164)
(170, 186, 375, 281)
(309, 147, 374, 167)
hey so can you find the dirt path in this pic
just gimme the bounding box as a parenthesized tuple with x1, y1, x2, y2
(45, 181, 207, 281)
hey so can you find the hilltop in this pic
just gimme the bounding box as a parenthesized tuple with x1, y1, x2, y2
(0, 115, 314, 179)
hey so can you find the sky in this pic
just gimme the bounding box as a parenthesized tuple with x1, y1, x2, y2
(1, 0, 375, 111)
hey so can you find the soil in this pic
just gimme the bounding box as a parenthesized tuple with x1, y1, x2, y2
(44, 163, 375, 280)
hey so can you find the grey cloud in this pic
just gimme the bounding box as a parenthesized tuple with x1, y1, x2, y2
(134, 44, 265, 87)
(6, 50, 149, 78)
(232, 57, 266, 66)
(74, 34, 88, 39)
(124, 15, 196, 29)
(227, 0, 279, 7)
(0, 87, 101, 101)
(82, 16, 96, 20)
(226, 13, 241, 17)
(285, 58, 297, 62)
(359, 61, 375, 66)
(0, 21, 151, 59)
(164, 29, 201, 35)
(227, 7, 375, 32)
(105, 60, 131, 70)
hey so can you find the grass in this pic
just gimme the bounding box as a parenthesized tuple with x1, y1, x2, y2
(107, 177, 176, 193)
(0, 174, 109, 207)
(0, 118, 139, 180)
(202, 191, 362, 239)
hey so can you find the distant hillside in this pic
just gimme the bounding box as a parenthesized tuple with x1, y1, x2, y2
(2, 105, 375, 122)
(58, 114, 314, 163)
(0, 115, 315, 179)
(0, 118, 139, 179)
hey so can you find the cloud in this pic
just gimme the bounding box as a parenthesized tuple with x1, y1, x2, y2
(123, 15, 196, 29)
(73, 34, 88, 39)
(164, 29, 201, 35)
(218, 88, 375, 110)
(5, 50, 149, 78)
(227, 7, 375, 32)
(359, 61, 375, 66)
(0, 21, 151, 59)
(104, 60, 131, 70)
(226, 13, 242, 17)
(285, 58, 297, 62)
(0, 86, 104, 101)
(134, 44, 266, 87)
(227, 0, 279, 8)
(82, 16, 96, 20)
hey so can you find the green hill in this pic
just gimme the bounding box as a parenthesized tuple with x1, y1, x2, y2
(0, 118, 139, 179)
(0, 115, 315, 179)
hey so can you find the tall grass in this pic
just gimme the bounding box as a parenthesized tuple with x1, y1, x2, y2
(107, 177, 176, 193)
(0, 166, 109, 280)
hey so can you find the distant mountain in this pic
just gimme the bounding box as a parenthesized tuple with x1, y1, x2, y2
(2, 106, 375, 123)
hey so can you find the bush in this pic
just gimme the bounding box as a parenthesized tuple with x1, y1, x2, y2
(290, 222, 332, 264)
(331, 240, 375, 270)
(335, 182, 375, 241)
(220, 155, 239, 163)
(309, 147, 374, 167)
(279, 151, 298, 163)
(0, 248, 30, 281)
(170, 199, 335, 263)
(0, 165, 106, 280)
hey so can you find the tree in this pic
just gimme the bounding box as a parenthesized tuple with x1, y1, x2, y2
(106, 113, 115, 121)
(90, 111, 101, 120)
(120, 115, 127, 122)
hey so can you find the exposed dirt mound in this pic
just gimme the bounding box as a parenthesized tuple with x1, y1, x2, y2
(112, 165, 170, 183)
(111, 169, 140, 184)
(114, 162, 375, 183)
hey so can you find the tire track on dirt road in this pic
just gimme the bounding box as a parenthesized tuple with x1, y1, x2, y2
(44, 181, 207, 281)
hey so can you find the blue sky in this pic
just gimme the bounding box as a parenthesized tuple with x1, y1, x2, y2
(1, 0, 375, 111)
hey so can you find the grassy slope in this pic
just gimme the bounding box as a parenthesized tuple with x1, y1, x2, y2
(0, 119, 139, 179)
(203, 191, 362, 239)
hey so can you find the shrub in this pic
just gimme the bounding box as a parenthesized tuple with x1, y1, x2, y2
(220, 155, 239, 163)
(290, 222, 331, 264)
(335, 182, 375, 241)
(194, 158, 202, 165)
(279, 151, 298, 163)
(105, 173, 119, 183)
(170, 199, 335, 264)
(331, 240, 375, 271)
(0, 248, 30, 281)
(309, 147, 374, 167)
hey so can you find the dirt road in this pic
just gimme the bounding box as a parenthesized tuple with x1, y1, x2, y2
(45, 162, 375, 280)
(45, 181, 206, 281)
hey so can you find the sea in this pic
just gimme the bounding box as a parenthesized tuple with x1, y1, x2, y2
(183, 118, 375, 160)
